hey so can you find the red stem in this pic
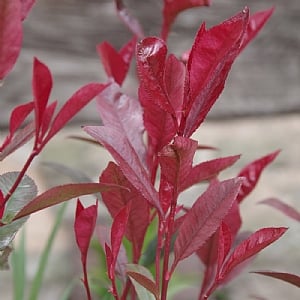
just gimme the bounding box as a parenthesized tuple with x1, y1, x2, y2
(83, 261, 92, 300)
(155, 215, 164, 287)
(160, 199, 177, 300)
(3, 150, 38, 205)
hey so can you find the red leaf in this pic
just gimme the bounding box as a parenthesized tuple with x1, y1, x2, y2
(137, 37, 174, 115)
(164, 54, 186, 124)
(251, 271, 300, 288)
(240, 7, 274, 53)
(0, 122, 35, 161)
(42, 83, 107, 146)
(0, 0, 22, 80)
(13, 182, 121, 220)
(0, 101, 34, 152)
(32, 58, 53, 136)
(172, 178, 242, 271)
(74, 199, 98, 300)
(236, 150, 280, 203)
(161, 0, 211, 40)
(198, 223, 232, 299)
(100, 162, 150, 261)
(139, 84, 176, 157)
(95, 83, 147, 166)
(20, 0, 35, 20)
(159, 136, 198, 190)
(110, 203, 131, 279)
(74, 199, 98, 265)
(180, 9, 249, 137)
(40, 101, 57, 140)
(219, 227, 287, 283)
(97, 37, 136, 85)
(0, 189, 5, 218)
(222, 199, 242, 239)
(114, 0, 144, 38)
(259, 198, 300, 222)
(179, 155, 240, 192)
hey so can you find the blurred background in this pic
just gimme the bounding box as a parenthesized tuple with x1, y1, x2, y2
(0, 0, 299, 299)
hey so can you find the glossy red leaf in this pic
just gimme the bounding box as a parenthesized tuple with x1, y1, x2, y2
(179, 155, 240, 192)
(13, 182, 121, 220)
(42, 83, 107, 146)
(139, 84, 176, 157)
(180, 9, 249, 137)
(172, 178, 242, 271)
(164, 54, 186, 124)
(0, 0, 22, 80)
(259, 198, 300, 222)
(105, 243, 114, 280)
(240, 7, 274, 53)
(236, 150, 280, 203)
(114, 0, 144, 38)
(161, 0, 211, 40)
(219, 227, 287, 283)
(32, 57, 53, 137)
(100, 162, 150, 261)
(97, 37, 136, 85)
(251, 271, 300, 288)
(0, 101, 34, 152)
(137, 37, 174, 116)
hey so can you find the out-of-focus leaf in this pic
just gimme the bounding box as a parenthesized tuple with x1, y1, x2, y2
(32, 57, 53, 136)
(0, 0, 22, 80)
(100, 162, 150, 261)
(0, 218, 28, 251)
(172, 178, 242, 271)
(161, 0, 211, 40)
(259, 198, 300, 222)
(0, 245, 12, 270)
(218, 227, 287, 283)
(97, 37, 136, 85)
(114, 0, 144, 38)
(74, 200, 98, 300)
(251, 271, 300, 288)
(236, 150, 280, 203)
(0, 102, 34, 152)
(0, 122, 35, 161)
(20, 0, 35, 20)
(179, 155, 240, 192)
(180, 9, 249, 137)
(13, 182, 122, 220)
(42, 83, 107, 146)
(127, 264, 159, 300)
(0, 172, 37, 223)
(239, 7, 274, 53)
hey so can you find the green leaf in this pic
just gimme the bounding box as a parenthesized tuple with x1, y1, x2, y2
(0, 172, 37, 223)
(127, 264, 159, 300)
(13, 182, 124, 220)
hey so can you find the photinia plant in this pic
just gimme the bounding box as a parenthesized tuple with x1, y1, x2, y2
(0, 0, 299, 299)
